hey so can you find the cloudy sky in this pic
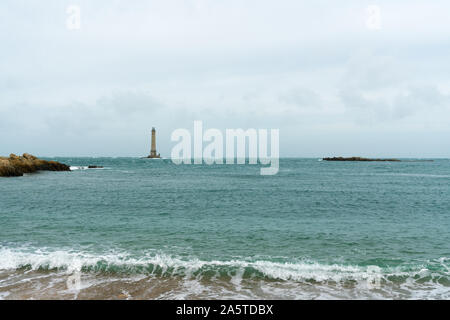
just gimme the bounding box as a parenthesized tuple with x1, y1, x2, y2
(1, 0, 450, 157)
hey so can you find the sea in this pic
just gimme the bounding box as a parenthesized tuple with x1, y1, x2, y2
(0, 158, 449, 299)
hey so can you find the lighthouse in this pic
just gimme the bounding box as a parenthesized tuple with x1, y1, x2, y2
(148, 127, 161, 158)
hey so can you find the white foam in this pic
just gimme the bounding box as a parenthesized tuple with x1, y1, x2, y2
(0, 291, 10, 300)
(69, 166, 107, 171)
(69, 166, 89, 171)
(0, 246, 448, 299)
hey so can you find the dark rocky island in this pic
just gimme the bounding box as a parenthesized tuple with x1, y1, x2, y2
(323, 157, 401, 162)
(0, 153, 70, 177)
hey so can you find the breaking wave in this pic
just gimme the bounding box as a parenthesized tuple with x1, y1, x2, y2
(69, 166, 89, 171)
(0, 246, 448, 285)
(1, 246, 449, 299)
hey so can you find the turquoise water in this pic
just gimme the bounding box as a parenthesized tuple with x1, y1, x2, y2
(1, 158, 449, 299)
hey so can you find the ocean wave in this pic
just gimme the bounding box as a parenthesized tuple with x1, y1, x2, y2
(69, 166, 89, 171)
(378, 173, 450, 178)
(69, 166, 107, 171)
(0, 246, 448, 285)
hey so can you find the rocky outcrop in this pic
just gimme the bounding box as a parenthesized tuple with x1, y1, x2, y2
(0, 154, 70, 177)
(323, 157, 401, 162)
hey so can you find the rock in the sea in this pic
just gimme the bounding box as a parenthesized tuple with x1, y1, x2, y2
(23, 153, 37, 160)
(323, 157, 401, 162)
(0, 159, 23, 177)
(88, 165, 104, 169)
(0, 154, 70, 177)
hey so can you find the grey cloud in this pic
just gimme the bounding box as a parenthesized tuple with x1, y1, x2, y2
(96, 91, 162, 116)
(337, 48, 450, 124)
(340, 86, 450, 123)
(278, 88, 322, 109)
(341, 50, 408, 91)
(392, 86, 450, 118)
(0, 90, 161, 135)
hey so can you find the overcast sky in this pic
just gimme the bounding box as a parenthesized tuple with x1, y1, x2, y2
(1, 0, 450, 157)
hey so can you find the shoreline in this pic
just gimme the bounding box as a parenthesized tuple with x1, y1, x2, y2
(0, 267, 447, 300)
